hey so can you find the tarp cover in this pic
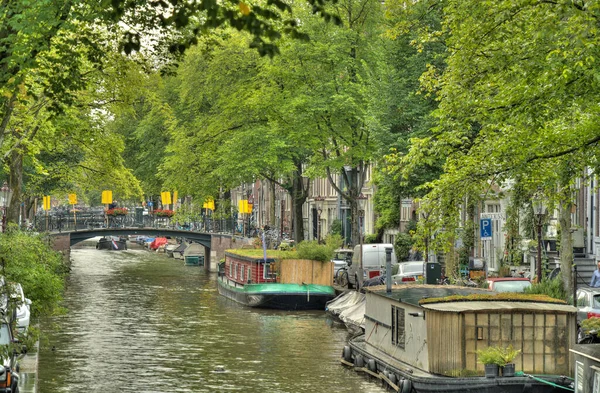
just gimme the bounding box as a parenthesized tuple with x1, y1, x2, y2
(326, 291, 365, 330)
(150, 237, 168, 250)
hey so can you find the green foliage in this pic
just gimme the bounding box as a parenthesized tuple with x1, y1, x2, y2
(394, 233, 413, 262)
(0, 226, 68, 319)
(325, 234, 343, 250)
(581, 317, 600, 333)
(330, 219, 343, 237)
(420, 292, 566, 305)
(364, 234, 378, 244)
(477, 345, 520, 367)
(296, 240, 335, 262)
(477, 347, 504, 366)
(524, 275, 567, 301)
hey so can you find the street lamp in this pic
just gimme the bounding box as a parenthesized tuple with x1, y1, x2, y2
(357, 194, 367, 288)
(315, 196, 324, 243)
(0, 182, 12, 233)
(532, 195, 547, 283)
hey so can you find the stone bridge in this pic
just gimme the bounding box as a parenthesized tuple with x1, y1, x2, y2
(49, 228, 249, 271)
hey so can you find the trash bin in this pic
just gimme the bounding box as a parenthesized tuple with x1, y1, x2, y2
(135, 207, 144, 227)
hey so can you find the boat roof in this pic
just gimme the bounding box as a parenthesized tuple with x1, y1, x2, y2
(421, 300, 576, 313)
(365, 284, 576, 313)
(366, 284, 491, 307)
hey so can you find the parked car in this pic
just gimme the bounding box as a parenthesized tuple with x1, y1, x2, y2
(0, 318, 20, 393)
(391, 261, 425, 283)
(348, 244, 397, 289)
(576, 287, 600, 324)
(9, 283, 31, 335)
(485, 277, 531, 293)
(331, 249, 353, 275)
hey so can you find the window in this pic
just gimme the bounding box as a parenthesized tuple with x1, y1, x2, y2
(577, 292, 589, 307)
(241, 265, 245, 282)
(391, 305, 405, 349)
(234, 263, 238, 279)
(229, 262, 233, 277)
(263, 263, 271, 279)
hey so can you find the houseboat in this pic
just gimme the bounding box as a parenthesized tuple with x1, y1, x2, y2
(217, 251, 336, 310)
(571, 344, 600, 392)
(96, 236, 127, 250)
(341, 284, 575, 393)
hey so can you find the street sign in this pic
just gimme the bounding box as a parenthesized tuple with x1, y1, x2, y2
(480, 218, 492, 240)
(480, 212, 505, 220)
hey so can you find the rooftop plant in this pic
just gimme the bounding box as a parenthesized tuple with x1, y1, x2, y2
(419, 292, 567, 305)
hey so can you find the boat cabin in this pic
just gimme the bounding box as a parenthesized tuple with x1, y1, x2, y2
(363, 284, 576, 377)
(223, 252, 334, 286)
(571, 344, 600, 392)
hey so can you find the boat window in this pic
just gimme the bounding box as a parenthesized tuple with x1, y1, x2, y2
(234, 263, 238, 279)
(241, 265, 245, 282)
(229, 262, 233, 277)
(391, 306, 405, 349)
(263, 263, 271, 280)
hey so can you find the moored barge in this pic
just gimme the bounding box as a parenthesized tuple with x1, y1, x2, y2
(341, 284, 575, 393)
(217, 252, 336, 310)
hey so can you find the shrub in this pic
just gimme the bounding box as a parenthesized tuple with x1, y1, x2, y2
(394, 233, 413, 262)
(477, 345, 521, 366)
(524, 274, 567, 301)
(330, 219, 342, 236)
(477, 346, 504, 366)
(581, 317, 600, 333)
(364, 234, 377, 244)
(296, 240, 335, 262)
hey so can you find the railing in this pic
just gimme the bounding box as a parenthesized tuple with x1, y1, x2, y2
(29, 212, 245, 236)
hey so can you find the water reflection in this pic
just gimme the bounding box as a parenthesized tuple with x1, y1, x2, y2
(38, 242, 384, 393)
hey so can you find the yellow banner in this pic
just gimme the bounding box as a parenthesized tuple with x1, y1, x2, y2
(238, 200, 252, 214)
(101, 190, 112, 205)
(161, 191, 172, 205)
(173, 191, 178, 204)
(238, 200, 247, 214)
(68, 193, 77, 205)
(203, 198, 215, 210)
(43, 196, 51, 211)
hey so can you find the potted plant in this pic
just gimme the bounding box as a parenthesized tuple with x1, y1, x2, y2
(498, 345, 521, 377)
(476, 346, 503, 378)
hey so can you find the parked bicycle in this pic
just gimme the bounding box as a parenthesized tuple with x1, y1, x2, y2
(335, 265, 349, 287)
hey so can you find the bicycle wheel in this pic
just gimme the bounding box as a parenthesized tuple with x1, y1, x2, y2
(338, 271, 349, 287)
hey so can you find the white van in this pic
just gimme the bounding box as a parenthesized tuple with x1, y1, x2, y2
(347, 243, 397, 289)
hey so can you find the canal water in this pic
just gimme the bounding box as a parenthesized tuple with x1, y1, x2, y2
(37, 241, 385, 393)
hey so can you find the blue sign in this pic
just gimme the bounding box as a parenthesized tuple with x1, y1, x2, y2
(148, 202, 153, 207)
(480, 218, 492, 240)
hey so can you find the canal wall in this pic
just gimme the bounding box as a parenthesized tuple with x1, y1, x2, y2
(49, 233, 71, 263)
(209, 234, 252, 271)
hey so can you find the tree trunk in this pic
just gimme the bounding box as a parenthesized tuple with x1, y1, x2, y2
(7, 150, 23, 226)
(269, 180, 275, 228)
(290, 161, 308, 243)
(558, 198, 573, 296)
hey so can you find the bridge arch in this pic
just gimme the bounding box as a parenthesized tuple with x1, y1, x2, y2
(50, 229, 244, 272)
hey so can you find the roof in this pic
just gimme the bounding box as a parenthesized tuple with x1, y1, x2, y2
(421, 301, 576, 313)
(366, 284, 492, 307)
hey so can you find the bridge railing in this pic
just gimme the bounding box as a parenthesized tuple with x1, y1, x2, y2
(30, 213, 248, 236)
